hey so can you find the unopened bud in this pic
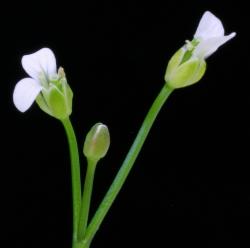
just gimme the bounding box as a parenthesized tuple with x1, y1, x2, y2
(83, 123, 110, 162)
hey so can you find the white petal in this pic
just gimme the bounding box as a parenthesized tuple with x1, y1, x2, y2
(13, 78, 42, 112)
(194, 11, 225, 40)
(193, 32, 236, 59)
(21, 48, 57, 81)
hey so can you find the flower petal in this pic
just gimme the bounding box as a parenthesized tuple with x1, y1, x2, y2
(21, 48, 57, 81)
(13, 78, 42, 112)
(194, 11, 225, 40)
(193, 32, 236, 59)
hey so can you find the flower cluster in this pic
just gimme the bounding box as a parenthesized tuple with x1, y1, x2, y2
(11, 10, 236, 248)
(13, 11, 236, 117)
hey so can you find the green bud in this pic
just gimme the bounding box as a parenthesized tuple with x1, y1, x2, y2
(36, 67, 73, 120)
(83, 123, 110, 162)
(164, 46, 206, 89)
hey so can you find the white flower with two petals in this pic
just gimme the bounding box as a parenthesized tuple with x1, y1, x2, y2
(193, 11, 236, 59)
(13, 48, 73, 119)
(13, 48, 57, 112)
(165, 11, 236, 89)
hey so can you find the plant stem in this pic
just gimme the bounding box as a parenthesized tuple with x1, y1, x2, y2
(82, 84, 174, 246)
(78, 159, 98, 241)
(61, 118, 81, 246)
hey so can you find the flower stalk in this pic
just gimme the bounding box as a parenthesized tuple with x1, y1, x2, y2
(81, 84, 174, 246)
(78, 158, 97, 241)
(61, 118, 82, 246)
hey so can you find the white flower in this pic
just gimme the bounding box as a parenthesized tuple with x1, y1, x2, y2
(13, 48, 73, 119)
(165, 11, 236, 89)
(193, 11, 236, 59)
(13, 48, 57, 112)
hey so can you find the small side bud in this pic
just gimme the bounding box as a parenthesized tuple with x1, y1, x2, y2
(83, 123, 110, 162)
(58, 67, 66, 78)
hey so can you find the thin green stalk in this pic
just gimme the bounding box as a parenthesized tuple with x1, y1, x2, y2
(82, 84, 174, 246)
(78, 159, 98, 241)
(61, 118, 81, 246)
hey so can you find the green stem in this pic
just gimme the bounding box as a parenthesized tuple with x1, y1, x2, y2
(78, 159, 98, 241)
(61, 118, 81, 246)
(82, 84, 174, 245)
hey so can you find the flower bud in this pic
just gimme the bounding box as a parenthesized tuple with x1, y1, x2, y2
(83, 123, 110, 162)
(164, 47, 206, 89)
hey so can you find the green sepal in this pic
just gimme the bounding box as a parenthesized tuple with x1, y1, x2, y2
(164, 48, 185, 83)
(62, 79, 73, 116)
(166, 58, 206, 89)
(36, 93, 53, 116)
(47, 85, 69, 120)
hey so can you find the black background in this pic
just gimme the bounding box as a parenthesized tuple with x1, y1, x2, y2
(0, 1, 249, 248)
